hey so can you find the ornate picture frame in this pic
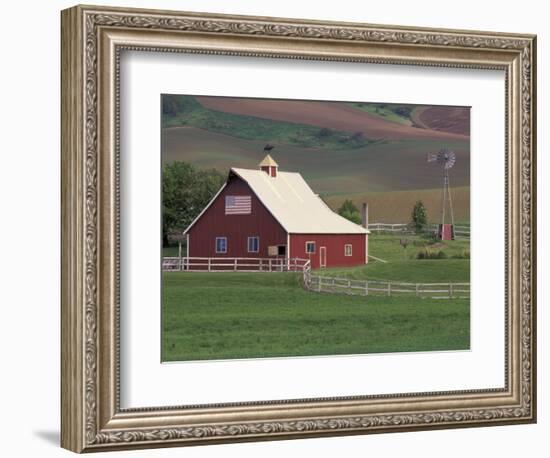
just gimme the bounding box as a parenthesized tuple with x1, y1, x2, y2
(61, 4, 536, 453)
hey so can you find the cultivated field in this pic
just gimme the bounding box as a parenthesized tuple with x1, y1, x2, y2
(324, 186, 470, 223)
(161, 233, 470, 362)
(411, 106, 470, 136)
(162, 127, 470, 195)
(195, 96, 469, 141)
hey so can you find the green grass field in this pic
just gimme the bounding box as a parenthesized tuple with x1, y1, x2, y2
(162, 272, 469, 361)
(162, 234, 470, 362)
(326, 233, 470, 282)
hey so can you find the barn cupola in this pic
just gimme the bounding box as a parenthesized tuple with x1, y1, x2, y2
(259, 154, 278, 178)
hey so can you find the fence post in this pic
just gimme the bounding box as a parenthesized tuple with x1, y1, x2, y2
(449, 283, 453, 298)
(332, 277, 336, 293)
(365, 280, 369, 296)
(348, 280, 351, 295)
(387, 282, 391, 297)
(415, 283, 419, 297)
(234, 258, 237, 272)
(208, 258, 211, 272)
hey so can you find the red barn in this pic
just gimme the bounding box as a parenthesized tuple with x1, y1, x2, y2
(184, 155, 369, 269)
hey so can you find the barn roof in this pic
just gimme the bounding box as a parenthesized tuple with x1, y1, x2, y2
(229, 167, 369, 234)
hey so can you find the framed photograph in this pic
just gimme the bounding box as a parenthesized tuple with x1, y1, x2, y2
(61, 4, 537, 453)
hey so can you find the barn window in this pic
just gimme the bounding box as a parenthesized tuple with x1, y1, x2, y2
(305, 241, 316, 254)
(225, 195, 251, 215)
(248, 236, 259, 253)
(345, 244, 353, 256)
(215, 237, 227, 253)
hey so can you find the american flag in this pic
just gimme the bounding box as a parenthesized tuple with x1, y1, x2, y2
(225, 195, 251, 215)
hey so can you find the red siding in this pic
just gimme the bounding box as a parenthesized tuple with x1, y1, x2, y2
(260, 166, 277, 177)
(187, 176, 287, 258)
(289, 233, 368, 269)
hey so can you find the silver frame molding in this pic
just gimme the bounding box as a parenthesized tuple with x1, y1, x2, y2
(61, 4, 536, 453)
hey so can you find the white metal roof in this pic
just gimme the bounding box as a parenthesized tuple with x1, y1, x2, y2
(230, 168, 369, 234)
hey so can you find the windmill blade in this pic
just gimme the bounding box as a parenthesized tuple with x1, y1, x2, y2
(430, 148, 457, 169)
(445, 152, 456, 169)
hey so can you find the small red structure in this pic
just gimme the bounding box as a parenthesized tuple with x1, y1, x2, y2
(184, 155, 369, 269)
(438, 223, 455, 241)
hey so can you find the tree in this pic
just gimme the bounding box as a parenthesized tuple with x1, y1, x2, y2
(411, 200, 428, 233)
(162, 161, 225, 246)
(317, 127, 333, 138)
(337, 199, 362, 225)
(162, 96, 178, 116)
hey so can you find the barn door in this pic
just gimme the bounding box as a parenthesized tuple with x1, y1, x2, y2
(320, 246, 327, 268)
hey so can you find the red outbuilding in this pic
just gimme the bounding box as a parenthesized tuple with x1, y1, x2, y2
(183, 155, 369, 269)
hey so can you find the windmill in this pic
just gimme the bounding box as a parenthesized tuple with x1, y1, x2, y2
(428, 148, 456, 240)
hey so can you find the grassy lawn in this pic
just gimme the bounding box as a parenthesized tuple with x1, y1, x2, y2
(324, 234, 470, 283)
(161, 234, 470, 362)
(162, 271, 469, 362)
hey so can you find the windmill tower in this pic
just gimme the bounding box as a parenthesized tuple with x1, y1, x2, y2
(428, 148, 456, 240)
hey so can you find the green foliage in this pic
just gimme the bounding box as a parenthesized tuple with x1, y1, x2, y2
(337, 199, 362, 225)
(162, 94, 187, 116)
(317, 127, 333, 138)
(349, 102, 414, 125)
(162, 161, 225, 246)
(162, 272, 469, 361)
(411, 200, 428, 233)
(161, 95, 378, 150)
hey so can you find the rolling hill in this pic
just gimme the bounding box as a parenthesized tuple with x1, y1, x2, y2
(161, 95, 470, 221)
(195, 96, 469, 141)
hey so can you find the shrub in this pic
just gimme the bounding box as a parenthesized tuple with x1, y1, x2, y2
(452, 249, 470, 259)
(337, 199, 362, 225)
(411, 201, 428, 234)
(317, 127, 333, 138)
(416, 248, 447, 260)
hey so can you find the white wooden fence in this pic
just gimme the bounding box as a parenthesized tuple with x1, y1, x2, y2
(307, 275, 469, 299)
(161, 257, 468, 299)
(368, 222, 470, 238)
(162, 256, 311, 274)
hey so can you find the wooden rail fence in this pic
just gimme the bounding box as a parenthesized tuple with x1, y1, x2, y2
(307, 275, 469, 299)
(162, 257, 467, 299)
(368, 222, 470, 238)
(162, 256, 311, 274)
